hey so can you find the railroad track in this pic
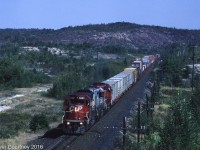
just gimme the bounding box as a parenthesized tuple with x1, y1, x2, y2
(67, 68, 151, 150)
(47, 118, 104, 149)
(28, 68, 151, 150)
(49, 135, 77, 150)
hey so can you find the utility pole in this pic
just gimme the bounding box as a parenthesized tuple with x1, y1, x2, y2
(146, 94, 149, 119)
(137, 102, 141, 143)
(123, 117, 127, 147)
(192, 45, 195, 92)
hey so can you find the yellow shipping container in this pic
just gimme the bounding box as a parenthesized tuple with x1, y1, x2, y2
(124, 68, 138, 82)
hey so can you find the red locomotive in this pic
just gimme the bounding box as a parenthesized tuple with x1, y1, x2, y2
(62, 91, 91, 132)
(62, 83, 112, 133)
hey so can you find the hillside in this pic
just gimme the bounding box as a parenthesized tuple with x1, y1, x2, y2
(0, 22, 200, 50)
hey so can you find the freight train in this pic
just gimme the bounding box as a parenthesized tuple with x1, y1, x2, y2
(62, 54, 159, 133)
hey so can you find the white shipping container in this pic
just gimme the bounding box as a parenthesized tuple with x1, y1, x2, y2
(132, 60, 143, 70)
(107, 78, 123, 96)
(114, 71, 133, 91)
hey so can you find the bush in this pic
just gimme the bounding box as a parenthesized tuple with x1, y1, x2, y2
(0, 126, 17, 139)
(0, 113, 30, 139)
(29, 114, 49, 132)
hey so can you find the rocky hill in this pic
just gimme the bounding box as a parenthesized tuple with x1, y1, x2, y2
(0, 22, 200, 50)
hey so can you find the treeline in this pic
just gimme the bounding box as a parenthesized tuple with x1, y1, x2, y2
(142, 44, 200, 149)
(0, 44, 59, 90)
(159, 43, 193, 86)
(62, 22, 140, 32)
(0, 43, 131, 91)
(0, 57, 50, 90)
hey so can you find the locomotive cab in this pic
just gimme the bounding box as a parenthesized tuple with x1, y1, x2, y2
(63, 93, 91, 131)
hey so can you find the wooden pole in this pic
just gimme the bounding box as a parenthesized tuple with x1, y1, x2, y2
(137, 102, 140, 143)
(123, 117, 127, 147)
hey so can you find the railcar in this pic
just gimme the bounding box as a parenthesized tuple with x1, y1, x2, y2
(124, 67, 138, 82)
(92, 83, 112, 109)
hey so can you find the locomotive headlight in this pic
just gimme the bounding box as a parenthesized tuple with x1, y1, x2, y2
(67, 122, 70, 125)
(80, 122, 83, 125)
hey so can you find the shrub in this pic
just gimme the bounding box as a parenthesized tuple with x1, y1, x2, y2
(0, 113, 30, 139)
(0, 126, 16, 139)
(29, 114, 49, 132)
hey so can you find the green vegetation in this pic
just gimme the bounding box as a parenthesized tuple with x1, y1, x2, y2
(29, 114, 49, 132)
(0, 113, 30, 138)
(0, 98, 63, 140)
(102, 45, 128, 54)
(0, 39, 132, 141)
(0, 44, 63, 90)
(116, 43, 200, 150)
(0, 42, 132, 92)
(144, 45, 200, 150)
(47, 60, 128, 99)
(160, 44, 187, 86)
(0, 56, 50, 90)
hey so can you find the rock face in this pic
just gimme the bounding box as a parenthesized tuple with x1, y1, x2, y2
(0, 22, 200, 50)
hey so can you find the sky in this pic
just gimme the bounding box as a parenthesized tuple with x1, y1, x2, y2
(0, 0, 200, 30)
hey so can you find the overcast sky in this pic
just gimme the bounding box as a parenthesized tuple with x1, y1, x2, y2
(0, 0, 199, 29)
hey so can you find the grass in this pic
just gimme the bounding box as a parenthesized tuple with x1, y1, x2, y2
(0, 131, 44, 148)
(161, 86, 191, 95)
(0, 88, 63, 144)
(153, 104, 170, 129)
(0, 113, 31, 139)
(160, 86, 191, 104)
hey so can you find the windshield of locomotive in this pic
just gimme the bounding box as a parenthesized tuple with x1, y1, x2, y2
(70, 98, 84, 105)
